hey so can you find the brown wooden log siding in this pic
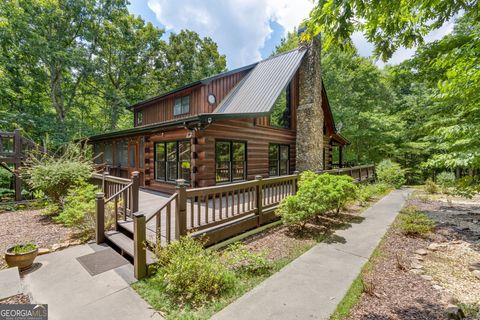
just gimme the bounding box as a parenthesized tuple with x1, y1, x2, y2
(134, 71, 249, 126)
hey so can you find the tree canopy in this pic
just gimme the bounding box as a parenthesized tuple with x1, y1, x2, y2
(0, 0, 226, 146)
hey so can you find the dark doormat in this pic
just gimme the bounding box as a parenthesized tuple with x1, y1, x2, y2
(76, 248, 129, 276)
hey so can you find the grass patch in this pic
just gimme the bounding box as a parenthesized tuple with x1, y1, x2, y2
(329, 240, 383, 320)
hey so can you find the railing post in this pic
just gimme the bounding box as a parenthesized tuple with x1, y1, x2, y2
(293, 171, 300, 194)
(131, 171, 139, 214)
(133, 211, 147, 279)
(13, 129, 21, 202)
(95, 192, 105, 244)
(255, 175, 263, 226)
(175, 179, 187, 237)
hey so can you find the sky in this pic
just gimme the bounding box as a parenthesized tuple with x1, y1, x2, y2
(128, 0, 456, 69)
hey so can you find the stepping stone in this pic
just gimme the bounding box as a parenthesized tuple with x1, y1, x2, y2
(0, 267, 22, 300)
(415, 249, 428, 255)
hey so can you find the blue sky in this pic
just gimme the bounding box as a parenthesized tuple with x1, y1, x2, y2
(128, 0, 456, 69)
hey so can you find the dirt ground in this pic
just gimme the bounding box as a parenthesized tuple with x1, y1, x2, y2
(347, 191, 480, 320)
(0, 209, 77, 269)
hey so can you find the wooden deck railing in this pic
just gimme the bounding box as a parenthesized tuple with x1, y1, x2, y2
(94, 165, 374, 279)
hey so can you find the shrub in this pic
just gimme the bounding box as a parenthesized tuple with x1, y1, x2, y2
(356, 183, 390, 206)
(398, 206, 435, 236)
(376, 160, 406, 188)
(10, 243, 37, 254)
(22, 142, 94, 206)
(0, 167, 12, 189)
(277, 172, 356, 227)
(222, 243, 271, 275)
(55, 180, 114, 239)
(436, 171, 455, 188)
(453, 176, 480, 199)
(424, 178, 439, 194)
(154, 236, 236, 306)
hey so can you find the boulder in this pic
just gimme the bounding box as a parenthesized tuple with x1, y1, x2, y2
(444, 304, 465, 320)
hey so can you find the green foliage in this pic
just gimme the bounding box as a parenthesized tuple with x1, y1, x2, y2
(0, 167, 12, 189)
(376, 160, 406, 188)
(277, 172, 356, 227)
(153, 236, 236, 306)
(222, 243, 271, 275)
(305, 0, 478, 61)
(424, 179, 439, 194)
(398, 206, 435, 237)
(355, 183, 390, 206)
(452, 176, 480, 199)
(10, 243, 37, 254)
(436, 171, 455, 189)
(55, 180, 114, 239)
(22, 142, 94, 205)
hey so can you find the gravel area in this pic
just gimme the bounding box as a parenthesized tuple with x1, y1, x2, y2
(0, 293, 31, 304)
(0, 209, 76, 269)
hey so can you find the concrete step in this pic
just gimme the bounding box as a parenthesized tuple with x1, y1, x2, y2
(104, 231, 156, 266)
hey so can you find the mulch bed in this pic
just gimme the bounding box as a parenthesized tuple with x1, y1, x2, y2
(346, 191, 480, 320)
(0, 209, 76, 269)
(0, 294, 31, 304)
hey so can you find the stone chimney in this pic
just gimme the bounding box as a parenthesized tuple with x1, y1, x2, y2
(296, 35, 324, 172)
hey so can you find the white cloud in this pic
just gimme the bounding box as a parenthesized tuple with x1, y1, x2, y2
(147, 0, 314, 68)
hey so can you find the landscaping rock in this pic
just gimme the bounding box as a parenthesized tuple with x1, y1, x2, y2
(411, 262, 423, 270)
(468, 261, 480, 271)
(38, 248, 50, 255)
(421, 275, 433, 281)
(472, 270, 480, 280)
(415, 249, 428, 255)
(51, 244, 61, 251)
(433, 284, 443, 290)
(428, 243, 440, 251)
(444, 304, 465, 320)
(410, 269, 424, 275)
(413, 254, 425, 261)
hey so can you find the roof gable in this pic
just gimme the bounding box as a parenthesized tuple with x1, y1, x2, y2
(213, 48, 306, 115)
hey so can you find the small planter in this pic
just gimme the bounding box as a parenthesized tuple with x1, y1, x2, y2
(5, 244, 38, 271)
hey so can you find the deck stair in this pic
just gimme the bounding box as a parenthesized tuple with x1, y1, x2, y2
(104, 230, 157, 266)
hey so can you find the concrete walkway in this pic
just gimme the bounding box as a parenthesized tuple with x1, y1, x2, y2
(213, 188, 412, 320)
(21, 243, 162, 320)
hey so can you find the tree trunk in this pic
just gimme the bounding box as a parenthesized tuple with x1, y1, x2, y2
(49, 64, 66, 123)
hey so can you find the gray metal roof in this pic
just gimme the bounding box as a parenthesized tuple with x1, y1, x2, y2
(214, 48, 306, 115)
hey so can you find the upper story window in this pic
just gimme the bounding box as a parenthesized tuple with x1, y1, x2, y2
(270, 82, 291, 129)
(136, 111, 143, 126)
(174, 96, 190, 116)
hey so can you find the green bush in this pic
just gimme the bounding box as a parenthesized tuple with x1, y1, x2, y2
(55, 180, 114, 239)
(436, 171, 455, 193)
(398, 206, 435, 236)
(277, 172, 356, 227)
(10, 243, 37, 254)
(222, 243, 271, 275)
(0, 167, 12, 189)
(355, 183, 390, 206)
(424, 179, 439, 194)
(376, 160, 406, 188)
(453, 176, 480, 199)
(154, 236, 236, 306)
(22, 142, 94, 206)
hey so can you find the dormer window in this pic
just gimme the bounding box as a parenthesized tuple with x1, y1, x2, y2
(174, 96, 190, 116)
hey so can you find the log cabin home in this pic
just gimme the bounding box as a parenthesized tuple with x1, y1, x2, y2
(89, 37, 348, 194)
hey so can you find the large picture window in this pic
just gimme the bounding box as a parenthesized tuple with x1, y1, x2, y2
(270, 82, 291, 128)
(269, 144, 289, 176)
(173, 96, 190, 116)
(155, 140, 191, 182)
(216, 140, 246, 183)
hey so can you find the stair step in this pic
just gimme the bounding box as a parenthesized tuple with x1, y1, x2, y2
(117, 220, 157, 244)
(104, 231, 156, 266)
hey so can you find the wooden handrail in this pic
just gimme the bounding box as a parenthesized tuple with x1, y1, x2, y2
(105, 182, 133, 203)
(146, 193, 178, 223)
(92, 172, 131, 184)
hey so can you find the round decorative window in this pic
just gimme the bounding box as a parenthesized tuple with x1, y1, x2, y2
(208, 93, 216, 104)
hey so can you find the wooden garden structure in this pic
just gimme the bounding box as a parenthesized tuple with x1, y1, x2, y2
(0, 129, 39, 201)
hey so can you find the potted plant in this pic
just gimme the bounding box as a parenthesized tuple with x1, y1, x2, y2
(5, 243, 38, 271)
